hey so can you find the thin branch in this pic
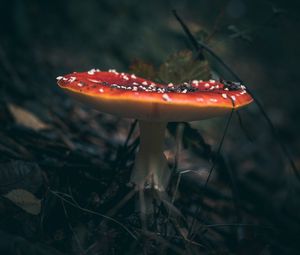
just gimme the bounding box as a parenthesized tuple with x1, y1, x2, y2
(124, 120, 138, 148)
(61, 199, 86, 255)
(172, 10, 300, 181)
(188, 109, 234, 237)
(49, 189, 138, 240)
(172, 10, 204, 60)
(203, 223, 274, 230)
(236, 111, 253, 142)
(205, 7, 226, 44)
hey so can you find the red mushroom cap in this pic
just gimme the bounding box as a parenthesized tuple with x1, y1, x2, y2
(57, 69, 253, 121)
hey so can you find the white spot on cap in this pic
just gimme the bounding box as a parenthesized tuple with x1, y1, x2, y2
(142, 81, 148, 85)
(222, 93, 227, 99)
(56, 76, 63, 80)
(196, 98, 204, 102)
(210, 98, 218, 102)
(167, 83, 174, 87)
(88, 69, 96, 75)
(99, 88, 104, 93)
(162, 93, 171, 102)
(131, 74, 136, 79)
(77, 82, 84, 87)
(210, 79, 216, 83)
(204, 83, 210, 88)
(88, 79, 101, 83)
(231, 95, 236, 101)
(68, 77, 76, 82)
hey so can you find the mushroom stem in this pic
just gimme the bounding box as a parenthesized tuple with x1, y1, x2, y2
(130, 120, 170, 191)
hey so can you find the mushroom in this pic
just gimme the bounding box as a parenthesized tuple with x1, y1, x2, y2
(57, 69, 253, 192)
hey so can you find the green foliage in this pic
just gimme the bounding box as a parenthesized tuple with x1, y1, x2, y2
(129, 59, 156, 80)
(130, 50, 211, 83)
(158, 50, 211, 83)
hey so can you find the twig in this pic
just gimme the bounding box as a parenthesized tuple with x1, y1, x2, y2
(188, 109, 234, 237)
(236, 111, 253, 142)
(203, 223, 274, 230)
(138, 229, 186, 255)
(61, 199, 86, 255)
(205, 7, 226, 44)
(172, 10, 204, 60)
(172, 123, 184, 174)
(49, 189, 138, 240)
(114, 120, 138, 172)
(124, 120, 138, 149)
(224, 156, 242, 223)
(106, 189, 137, 217)
(172, 10, 300, 181)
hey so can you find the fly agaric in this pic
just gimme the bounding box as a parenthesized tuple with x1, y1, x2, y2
(57, 69, 253, 191)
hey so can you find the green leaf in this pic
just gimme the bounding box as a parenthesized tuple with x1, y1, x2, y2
(129, 59, 157, 80)
(158, 50, 211, 83)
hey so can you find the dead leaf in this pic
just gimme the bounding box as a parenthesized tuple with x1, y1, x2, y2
(8, 103, 50, 131)
(0, 161, 43, 194)
(3, 189, 41, 215)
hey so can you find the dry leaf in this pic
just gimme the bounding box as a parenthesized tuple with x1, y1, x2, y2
(8, 103, 50, 131)
(3, 189, 41, 215)
(0, 161, 43, 194)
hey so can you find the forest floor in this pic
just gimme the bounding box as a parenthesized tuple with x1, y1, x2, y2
(1, 1, 300, 254)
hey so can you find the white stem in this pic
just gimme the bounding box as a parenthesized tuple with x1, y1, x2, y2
(130, 120, 170, 191)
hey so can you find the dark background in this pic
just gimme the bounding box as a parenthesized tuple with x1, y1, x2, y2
(0, 0, 299, 254)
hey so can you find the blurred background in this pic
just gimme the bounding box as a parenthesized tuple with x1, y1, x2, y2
(0, 0, 299, 254)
